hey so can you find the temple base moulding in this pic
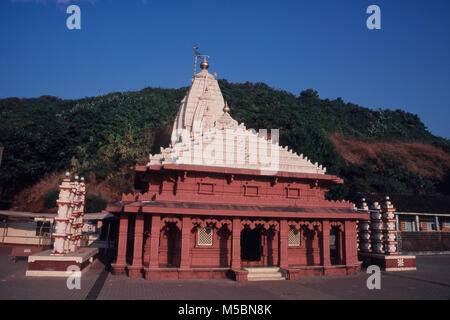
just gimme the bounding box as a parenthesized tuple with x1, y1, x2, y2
(110, 263, 127, 275)
(111, 265, 365, 281)
(358, 252, 416, 271)
(127, 265, 143, 278)
(285, 263, 362, 280)
(26, 247, 98, 277)
(230, 269, 248, 282)
(143, 267, 232, 280)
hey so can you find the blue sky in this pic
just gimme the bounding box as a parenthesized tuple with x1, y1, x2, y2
(1, 0, 450, 138)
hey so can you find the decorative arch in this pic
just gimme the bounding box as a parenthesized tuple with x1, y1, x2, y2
(192, 217, 232, 231)
(330, 220, 344, 232)
(160, 216, 182, 267)
(241, 219, 278, 231)
(161, 216, 181, 230)
(287, 220, 322, 232)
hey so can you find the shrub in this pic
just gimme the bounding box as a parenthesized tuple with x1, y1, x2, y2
(43, 189, 59, 209)
(85, 194, 107, 213)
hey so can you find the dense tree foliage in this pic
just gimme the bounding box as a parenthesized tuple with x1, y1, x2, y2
(1, 81, 449, 202)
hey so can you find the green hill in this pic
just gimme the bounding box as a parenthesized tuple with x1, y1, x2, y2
(1, 80, 449, 209)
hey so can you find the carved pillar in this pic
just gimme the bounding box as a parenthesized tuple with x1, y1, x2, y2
(321, 220, 331, 266)
(231, 218, 242, 270)
(339, 229, 345, 263)
(357, 198, 371, 253)
(52, 173, 72, 255)
(180, 216, 191, 269)
(143, 231, 151, 266)
(71, 177, 85, 251)
(279, 219, 288, 269)
(111, 211, 129, 274)
(370, 201, 384, 254)
(129, 212, 144, 277)
(64, 178, 76, 253)
(68, 177, 79, 253)
(344, 220, 358, 265)
(148, 214, 161, 268)
(381, 196, 398, 255)
(116, 211, 129, 265)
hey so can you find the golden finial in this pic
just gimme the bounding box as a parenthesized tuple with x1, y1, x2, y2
(200, 57, 209, 70)
(223, 101, 230, 113)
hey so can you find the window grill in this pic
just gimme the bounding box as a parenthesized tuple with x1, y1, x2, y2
(197, 227, 213, 246)
(288, 228, 301, 247)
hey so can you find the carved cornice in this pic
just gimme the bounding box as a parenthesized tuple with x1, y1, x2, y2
(191, 217, 232, 230)
(241, 219, 279, 231)
(287, 220, 322, 232)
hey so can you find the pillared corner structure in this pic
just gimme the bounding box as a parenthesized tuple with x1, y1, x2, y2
(357, 197, 416, 271)
(108, 57, 369, 281)
(26, 174, 98, 277)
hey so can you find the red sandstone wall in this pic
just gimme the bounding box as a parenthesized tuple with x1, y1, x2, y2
(114, 166, 361, 274)
(190, 229, 232, 267)
(140, 170, 351, 209)
(287, 229, 321, 266)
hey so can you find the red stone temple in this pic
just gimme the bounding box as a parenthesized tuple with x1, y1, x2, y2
(107, 56, 368, 281)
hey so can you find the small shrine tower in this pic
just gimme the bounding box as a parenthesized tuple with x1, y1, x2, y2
(26, 173, 98, 277)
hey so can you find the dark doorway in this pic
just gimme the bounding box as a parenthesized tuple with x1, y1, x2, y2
(126, 213, 136, 265)
(166, 224, 181, 267)
(241, 228, 262, 262)
(218, 227, 231, 267)
(330, 227, 340, 265)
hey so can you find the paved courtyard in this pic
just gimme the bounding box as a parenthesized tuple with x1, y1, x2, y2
(0, 245, 449, 300)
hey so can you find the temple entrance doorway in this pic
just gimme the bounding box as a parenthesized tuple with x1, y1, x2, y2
(241, 228, 263, 267)
(164, 224, 181, 267)
(330, 227, 342, 265)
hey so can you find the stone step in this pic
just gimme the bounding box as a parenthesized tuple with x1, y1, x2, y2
(245, 267, 286, 281)
(247, 270, 283, 275)
(248, 277, 285, 281)
(244, 267, 280, 273)
(247, 273, 284, 279)
(247, 274, 285, 281)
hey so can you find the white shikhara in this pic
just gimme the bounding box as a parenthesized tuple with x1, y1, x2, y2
(148, 60, 326, 175)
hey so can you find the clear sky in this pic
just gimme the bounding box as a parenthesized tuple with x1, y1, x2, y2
(1, 0, 450, 138)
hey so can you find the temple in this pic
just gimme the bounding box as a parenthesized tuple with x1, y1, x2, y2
(107, 56, 369, 281)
